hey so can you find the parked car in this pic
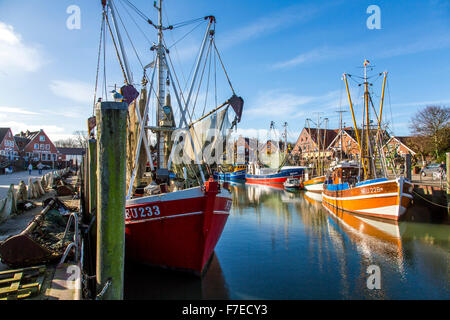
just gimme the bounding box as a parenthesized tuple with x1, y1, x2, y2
(420, 163, 441, 177)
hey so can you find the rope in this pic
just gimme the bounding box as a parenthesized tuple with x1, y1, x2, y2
(93, 12, 106, 114)
(96, 278, 112, 300)
(112, 0, 146, 72)
(121, 0, 155, 26)
(118, 0, 152, 44)
(191, 40, 213, 121)
(103, 16, 107, 100)
(105, 12, 129, 84)
(168, 21, 204, 49)
(412, 190, 449, 209)
(202, 42, 213, 117)
(171, 17, 205, 29)
(213, 40, 235, 94)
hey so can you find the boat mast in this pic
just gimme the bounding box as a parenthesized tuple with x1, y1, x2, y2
(322, 117, 328, 175)
(343, 73, 367, 178)
(155, 0, 166, 169)
(363, 60, 371, 178)
(317, 113, 321, 176)
(283, 122, 288, 154)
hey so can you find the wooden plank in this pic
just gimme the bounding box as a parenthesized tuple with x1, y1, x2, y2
(0, 266, 46, 300)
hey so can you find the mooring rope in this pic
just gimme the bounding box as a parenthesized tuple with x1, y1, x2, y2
(412, 189, 449, 209)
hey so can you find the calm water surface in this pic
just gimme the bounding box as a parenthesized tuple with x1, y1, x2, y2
(125, 182, 449, 300)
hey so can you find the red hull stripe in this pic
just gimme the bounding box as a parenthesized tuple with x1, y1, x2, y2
(246, 175, 301, 184)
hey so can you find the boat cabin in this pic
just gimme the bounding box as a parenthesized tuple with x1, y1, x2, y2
(329, 165, 360, 186)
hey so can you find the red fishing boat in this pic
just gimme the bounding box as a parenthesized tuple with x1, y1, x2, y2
(99, 0, 243, 275)
(125, 180, 232, 274)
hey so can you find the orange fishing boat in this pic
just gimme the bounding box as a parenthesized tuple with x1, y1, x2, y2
(303, 175, 326, 193)
(322, 61, 413, 221)
(322, 163, 413, 220)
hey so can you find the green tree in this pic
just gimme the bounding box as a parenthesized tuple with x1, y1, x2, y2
(410, 105, 449, 160)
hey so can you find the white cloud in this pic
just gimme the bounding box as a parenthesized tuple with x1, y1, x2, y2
(0, 22, 43, 73)
(220, 3, 322, 48)
(271, 47, 352, 70)
(0, 106, 38, 115)
(0, 121, 64, 136)
(231, 127, 300, 142)
(273, 33, 450, 70)
(391, 99, 450, 108)
(245, 89, 343, 120)
(49, 80, 93, 104)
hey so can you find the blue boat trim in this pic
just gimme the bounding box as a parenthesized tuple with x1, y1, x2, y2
(355, 178, 388, 187)
(326, 183, 350, 191)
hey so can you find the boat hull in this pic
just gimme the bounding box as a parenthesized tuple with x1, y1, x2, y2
(303, 176, 326, 193)
(245, 168, 304, 185)
(322, 177, 413, 221)
(125, 180, 232, 275)
(215, 169, 246, 181)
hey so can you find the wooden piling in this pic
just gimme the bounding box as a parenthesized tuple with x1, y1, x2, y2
(95, 101, 127, 300)
(88, 139, 97, 215)
(405, 154, 412, 181)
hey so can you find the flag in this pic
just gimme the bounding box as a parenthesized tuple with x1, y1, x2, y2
(228, 94, 244, 123)
(120, 84, 139, 105)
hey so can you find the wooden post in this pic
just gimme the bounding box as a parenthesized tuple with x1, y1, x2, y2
(96, 101, 128, 300)
(88, 139, 97, 215)
(405, 154, 412, 181)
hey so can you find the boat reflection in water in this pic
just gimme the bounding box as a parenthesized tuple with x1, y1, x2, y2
(222, 183, 448, 299)
(124, 253, 229, 300)
(322, 200, 405, 276)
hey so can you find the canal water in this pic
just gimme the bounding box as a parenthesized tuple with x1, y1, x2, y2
(124, 182, 449, 300)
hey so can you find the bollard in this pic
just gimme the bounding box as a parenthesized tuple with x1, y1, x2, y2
(89, 139, 98, 215)
(27, 178, 35, 199)
(16, 181, 27, 202)
(0, 185, 16, 221)
(95, 101, 127, 300)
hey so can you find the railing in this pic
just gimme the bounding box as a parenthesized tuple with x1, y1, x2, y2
(58, 212, 80, 266)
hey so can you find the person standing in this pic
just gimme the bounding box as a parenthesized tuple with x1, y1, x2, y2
(28, 163, 33, 175)
(439, 161, 446, 177)
(37, 162, 43, 175)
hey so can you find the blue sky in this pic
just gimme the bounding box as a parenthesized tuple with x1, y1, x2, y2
(0, 0, 449, 143)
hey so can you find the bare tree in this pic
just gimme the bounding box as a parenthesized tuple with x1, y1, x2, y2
(410, 105, 449, 160)
(54, 137, 78, 148)
(54, 131, 89, 149)
(73, 131, 89, 149)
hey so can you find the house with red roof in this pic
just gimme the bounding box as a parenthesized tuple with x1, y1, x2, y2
(0, 128, 20, 161)
(15, 129, 58, 163)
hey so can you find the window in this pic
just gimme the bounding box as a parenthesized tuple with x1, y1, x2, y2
(46, 144, 50, 150)
(40, 144, 45, 150)
(34, 143, 39, 149)
(40, 136, 45, 142)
